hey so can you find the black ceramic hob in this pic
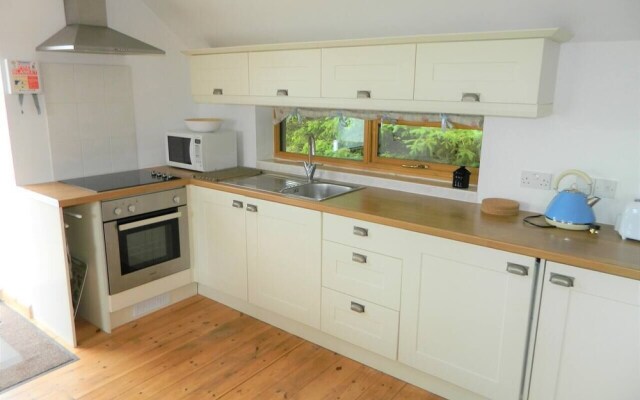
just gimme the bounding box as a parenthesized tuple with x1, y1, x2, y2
(61, 169, 179, 192)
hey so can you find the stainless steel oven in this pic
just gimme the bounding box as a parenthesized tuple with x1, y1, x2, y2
(102, 187, 190, 294)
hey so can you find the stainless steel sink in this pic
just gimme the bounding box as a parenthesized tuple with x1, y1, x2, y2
(221, 173, 362, 201)
(280, 182, 361, 201)
(222, 174, 306, 193)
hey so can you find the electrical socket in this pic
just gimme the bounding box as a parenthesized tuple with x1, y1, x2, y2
(521, 171, 552, 190)
(593, 178, 617, 199)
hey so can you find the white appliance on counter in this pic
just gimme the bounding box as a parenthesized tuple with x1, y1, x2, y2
(166, 130, 237, 172)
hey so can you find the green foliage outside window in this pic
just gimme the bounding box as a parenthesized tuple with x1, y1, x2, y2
(281, 116, 364, 160)
(378, 124, 482, 167)
(280, 115, 482, 168)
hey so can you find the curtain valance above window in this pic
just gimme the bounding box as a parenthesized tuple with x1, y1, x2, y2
(272, 107, 484, 129)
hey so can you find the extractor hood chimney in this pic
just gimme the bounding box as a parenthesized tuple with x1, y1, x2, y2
(37, 0, 165, 55)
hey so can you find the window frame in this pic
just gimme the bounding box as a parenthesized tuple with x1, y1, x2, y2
(274, 118, 480, 184)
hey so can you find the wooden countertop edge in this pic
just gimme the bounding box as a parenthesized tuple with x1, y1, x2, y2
(20, 175, 640, 281)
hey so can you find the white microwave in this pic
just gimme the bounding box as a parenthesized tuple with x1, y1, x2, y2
(166, 130, 237, 172)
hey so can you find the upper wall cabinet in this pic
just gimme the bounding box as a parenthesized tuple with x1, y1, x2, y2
(321, 44, 416, 100)
(185, 29, 570, 117)
(414, 39, 559, 106)
(249, 49, 321, 98)
(190, 53, 249, 96)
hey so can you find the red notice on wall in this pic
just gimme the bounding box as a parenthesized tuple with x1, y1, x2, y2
(4, 60, 42, 94)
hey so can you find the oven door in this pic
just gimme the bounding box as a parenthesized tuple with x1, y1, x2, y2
(104, 205, 190, 295)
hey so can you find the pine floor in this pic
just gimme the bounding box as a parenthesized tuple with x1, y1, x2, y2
(0, 295, 444, 400)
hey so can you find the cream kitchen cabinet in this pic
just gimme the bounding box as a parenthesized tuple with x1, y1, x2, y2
(190, 186, 248, 301)
(190, 186, 321, 328)
(190, 53, 249, 97)
(321, 44, 416, 100)
(249, 49, 321, 97)
(321, 217, 406, 359)
(528, 261, 640, 400)
(398, 234, 537, 400)
(414, 39, 559, 107)
(246, 197, 322, 329)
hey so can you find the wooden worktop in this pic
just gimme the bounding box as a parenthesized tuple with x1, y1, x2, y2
(22, 167, 640, 280)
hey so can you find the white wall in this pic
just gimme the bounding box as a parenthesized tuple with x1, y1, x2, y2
(478, 40, 640, 224)
(194, 104, 257, 167)
(0, 0, 194, 184)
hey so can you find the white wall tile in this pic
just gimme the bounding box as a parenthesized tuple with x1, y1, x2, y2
(105, 101, 136, 136)
(81, 137, 112, 176)
(41, 64, 75, 104)
(77, 103, 107, 139)
(50, 139, 83, 180)
(104, 66, 133, 101)
(74, 64, 105, 103)
(45, 102, 78, 141)
(44, 63, 140, 178)
(110, 136, 139, 172)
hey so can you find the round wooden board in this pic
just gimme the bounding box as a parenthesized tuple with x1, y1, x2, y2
(481, 198, 520, 216)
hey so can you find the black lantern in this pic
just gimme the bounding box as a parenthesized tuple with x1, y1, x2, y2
(452, 166, 471, 189)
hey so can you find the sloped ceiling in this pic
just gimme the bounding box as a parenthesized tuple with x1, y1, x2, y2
(142, 0, 640, 49)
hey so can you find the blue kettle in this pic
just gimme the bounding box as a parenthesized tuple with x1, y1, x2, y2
(544, 169, 601, 230)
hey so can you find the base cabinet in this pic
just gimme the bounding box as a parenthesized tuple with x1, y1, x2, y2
(190, 187, 248, 301)
(528, 261, 640, 400)
(191, 187, 321, 328)
(247, 198, 321, 329)
(399, 234, 537, 400)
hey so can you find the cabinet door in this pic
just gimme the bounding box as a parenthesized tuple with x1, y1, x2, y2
(529, 262, 640, 400)
(414, 39, 557, 104)
(191, 187, 248, 300)
(399, 235, 536, 400)
(321, 44, 416, 100)
(247, 198, 321, 328)
(190, 53, 249, 96)
(249, 49, 321, 97)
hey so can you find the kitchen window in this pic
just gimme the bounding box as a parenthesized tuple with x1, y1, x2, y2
(275, 110, 482, 184)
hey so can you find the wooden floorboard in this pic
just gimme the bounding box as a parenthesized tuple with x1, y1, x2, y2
(0, 295, 445, 400)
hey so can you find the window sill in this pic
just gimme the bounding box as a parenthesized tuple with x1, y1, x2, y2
(256, 158, 478, 204)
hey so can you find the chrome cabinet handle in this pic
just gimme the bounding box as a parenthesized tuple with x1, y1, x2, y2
(353, 226, 369, 237)
(212, 88, 223, 95)
(550, 273, 574, 288)
(461, 92, 480, 102)
(232, 200, 243, 209)
(357, 90, 371, 99)
(246, 204, 258, 213)
(350, 301, 365, 313)
(506, 263, 529, 276)
(63, 211, 83, 219)
(276, 89, 288, 96)
(352, 253, 367, 264)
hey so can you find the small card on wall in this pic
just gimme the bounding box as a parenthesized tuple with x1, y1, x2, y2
(4, 59, 42, 94)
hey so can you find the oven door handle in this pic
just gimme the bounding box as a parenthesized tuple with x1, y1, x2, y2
(118, 211, 182, 232)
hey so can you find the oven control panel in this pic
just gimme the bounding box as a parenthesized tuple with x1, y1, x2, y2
(101, 187, 187, 222)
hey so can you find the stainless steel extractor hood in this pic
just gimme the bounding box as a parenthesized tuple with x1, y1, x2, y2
(37, 0, 164, 55)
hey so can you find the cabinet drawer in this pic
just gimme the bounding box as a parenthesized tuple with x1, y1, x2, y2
(414, 39, 558, 105)
(190, 53, 249, 96)
(322, 213, 410, 256)
(249, 49, 321, 97)
(322, 241, 401, 310)
(321, 44, 416, 100)
(321, 288, 399, 359)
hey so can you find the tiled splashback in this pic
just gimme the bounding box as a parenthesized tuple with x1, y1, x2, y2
(42, 63, 138, 180)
